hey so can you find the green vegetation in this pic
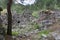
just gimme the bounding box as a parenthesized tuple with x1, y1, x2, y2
(0, 0, 60, 13)
(31, 22, 39, 29)
(12, 31, 19, 36)
(38, 30, 50, 36)
(32, 11, 39, 18)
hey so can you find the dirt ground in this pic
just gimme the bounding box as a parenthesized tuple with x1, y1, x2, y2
(48, 20, 60, 32)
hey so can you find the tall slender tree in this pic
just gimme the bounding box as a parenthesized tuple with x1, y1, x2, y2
(5, 0, 12, 40)
(7, 0, 12, 36)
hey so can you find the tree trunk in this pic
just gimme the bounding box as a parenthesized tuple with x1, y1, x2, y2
(0, 7, 3, 27)
(5, 0, 12, 40)
(7, 0, 12, 36)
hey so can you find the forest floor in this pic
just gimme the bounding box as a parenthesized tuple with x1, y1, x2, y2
(1, 9, 60, 40)
(14, 10, 60, 40)
(48, 20, 60, 32)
